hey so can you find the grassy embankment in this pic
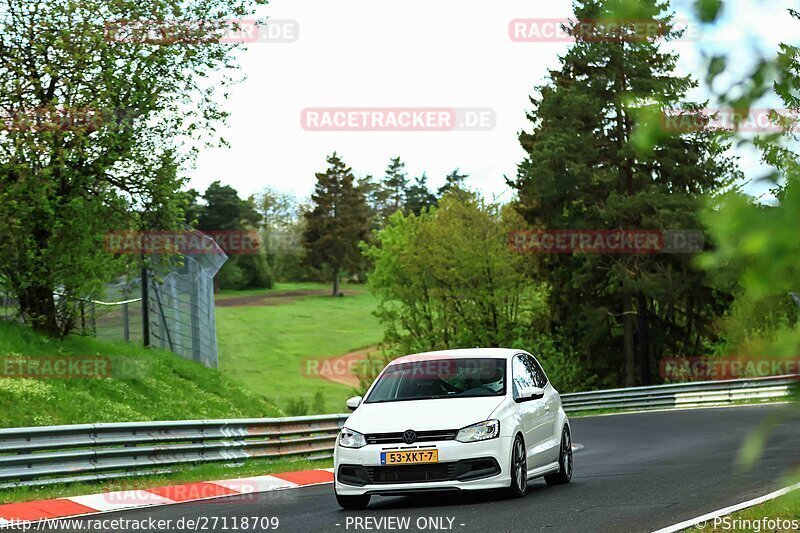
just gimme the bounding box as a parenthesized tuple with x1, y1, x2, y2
(215, 282, 384, 414)
(0, 320, 282, 428)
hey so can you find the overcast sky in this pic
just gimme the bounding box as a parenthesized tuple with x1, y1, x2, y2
(189, 0, 799, 204)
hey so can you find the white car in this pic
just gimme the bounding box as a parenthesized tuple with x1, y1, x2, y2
(333, 348, 573, 509)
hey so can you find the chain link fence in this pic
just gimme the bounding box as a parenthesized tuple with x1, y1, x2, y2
(1, 231, 226, 369)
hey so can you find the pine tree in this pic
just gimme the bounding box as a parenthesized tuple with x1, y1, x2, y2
(383, 157, 409, 217)
(405, 173, 438, 215)
(509, 0, 739, 386)
(438, 168, 469, 196)
(303, 153, 370, 296)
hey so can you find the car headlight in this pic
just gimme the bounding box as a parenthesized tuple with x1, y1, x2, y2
(456, 419, 500, 443)
(338, 427, 367, 448)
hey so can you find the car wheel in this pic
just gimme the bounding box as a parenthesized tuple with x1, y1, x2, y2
(335, 493, 371, 510)
(506, 435, 527, 498)
(545, 426, 573, 485)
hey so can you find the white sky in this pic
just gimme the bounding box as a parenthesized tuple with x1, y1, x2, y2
(190, 0, 800, 204)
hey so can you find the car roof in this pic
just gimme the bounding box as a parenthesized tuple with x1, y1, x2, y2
(389, 348, 525, 365)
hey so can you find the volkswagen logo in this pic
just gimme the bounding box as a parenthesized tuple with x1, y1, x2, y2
(402, 429, 417, 444)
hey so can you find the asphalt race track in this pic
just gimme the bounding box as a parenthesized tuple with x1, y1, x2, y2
(34, 404, 800, 533)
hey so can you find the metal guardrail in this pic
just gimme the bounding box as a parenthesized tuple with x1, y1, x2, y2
(0, 414, 348, 489)
(560, 374, 797, 413)
(0, 376, 794, 488)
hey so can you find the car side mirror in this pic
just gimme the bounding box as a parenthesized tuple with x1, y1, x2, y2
(516, 386, 545, 403)
(346, 396, 362, 411)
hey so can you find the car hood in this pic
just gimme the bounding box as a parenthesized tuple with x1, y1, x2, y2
(345, 396, 507, 434)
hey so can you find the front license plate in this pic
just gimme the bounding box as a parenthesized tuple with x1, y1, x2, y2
(380, 449, 439, 465)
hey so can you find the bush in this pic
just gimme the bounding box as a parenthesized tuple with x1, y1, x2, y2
(285, 397, 308, 416)
(237, 254, 274, 289)
(215, 255, 274, 290)
(528, 334, 598, 394)
(215, 260, 246, 290)
(365, 191, 547, 353)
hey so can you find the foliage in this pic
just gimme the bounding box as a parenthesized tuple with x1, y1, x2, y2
(302, 153, 370, 295)
(196, 181, 273, 290)
(365, 191, 548, 353)
(405, 173, 438, 216)
(382, 156, 409, 219)
(437, 168, 469, 196)
(254, 188, 309, 281)
(690, 8, 800, 368)
(529, 333, 599, 394)
(509, 0, 740, 386)
(198, 181, 261, 231)
(0, 0, 258, 336)
(699, 163, 800, 361)
(284, 397, 308, 416)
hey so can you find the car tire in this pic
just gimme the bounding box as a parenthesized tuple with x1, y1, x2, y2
(506, 435, 528, 498)
(545, 426, 573, 486)
(335, 493, 371, 510)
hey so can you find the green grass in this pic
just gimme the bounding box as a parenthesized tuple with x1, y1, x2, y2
(1, 457, 333, 504)
(215, 283, 383, 414)
(0, 320, 283, 427)
(694, 484, 800, 532)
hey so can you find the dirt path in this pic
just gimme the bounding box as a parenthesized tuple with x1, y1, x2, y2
(317, 346, 381, 388)
(215, 288, 368, 308)
(215, 289, 325, 308)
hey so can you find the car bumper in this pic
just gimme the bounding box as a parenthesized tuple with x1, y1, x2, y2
(334, 436, 513, 496)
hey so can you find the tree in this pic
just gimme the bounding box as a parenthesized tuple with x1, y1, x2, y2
(253, 187, 308, 282)
(404, 173, 438, 215)
(0, 0, 257, 336)
(357, 175, 385, 232)
(198, 182, 261, 231)
(303, 153, 370, 296)
(437, 168, 469, 196)
(509, 0, 740, 386)
(382, 157, 409, 218)
(197, 182, 272, 290)
(364, 192, 596, 391)
(180, 189, 204, 226)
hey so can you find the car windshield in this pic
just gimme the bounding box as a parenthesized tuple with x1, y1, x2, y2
(365, 358, 506, 403)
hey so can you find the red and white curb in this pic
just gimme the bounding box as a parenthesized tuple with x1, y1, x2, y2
(0, 468, 335, 525)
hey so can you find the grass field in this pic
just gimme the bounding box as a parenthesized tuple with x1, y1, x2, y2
(0, 320, 283, 427)
(215, 282, 384, 414)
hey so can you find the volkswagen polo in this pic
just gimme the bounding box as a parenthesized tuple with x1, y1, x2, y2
(333, 348, 572, 509)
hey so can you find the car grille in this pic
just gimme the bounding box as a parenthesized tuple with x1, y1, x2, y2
(366, 463, 456, 484)
(337, 458, 501, 487)
(365, 429, 458, 445)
